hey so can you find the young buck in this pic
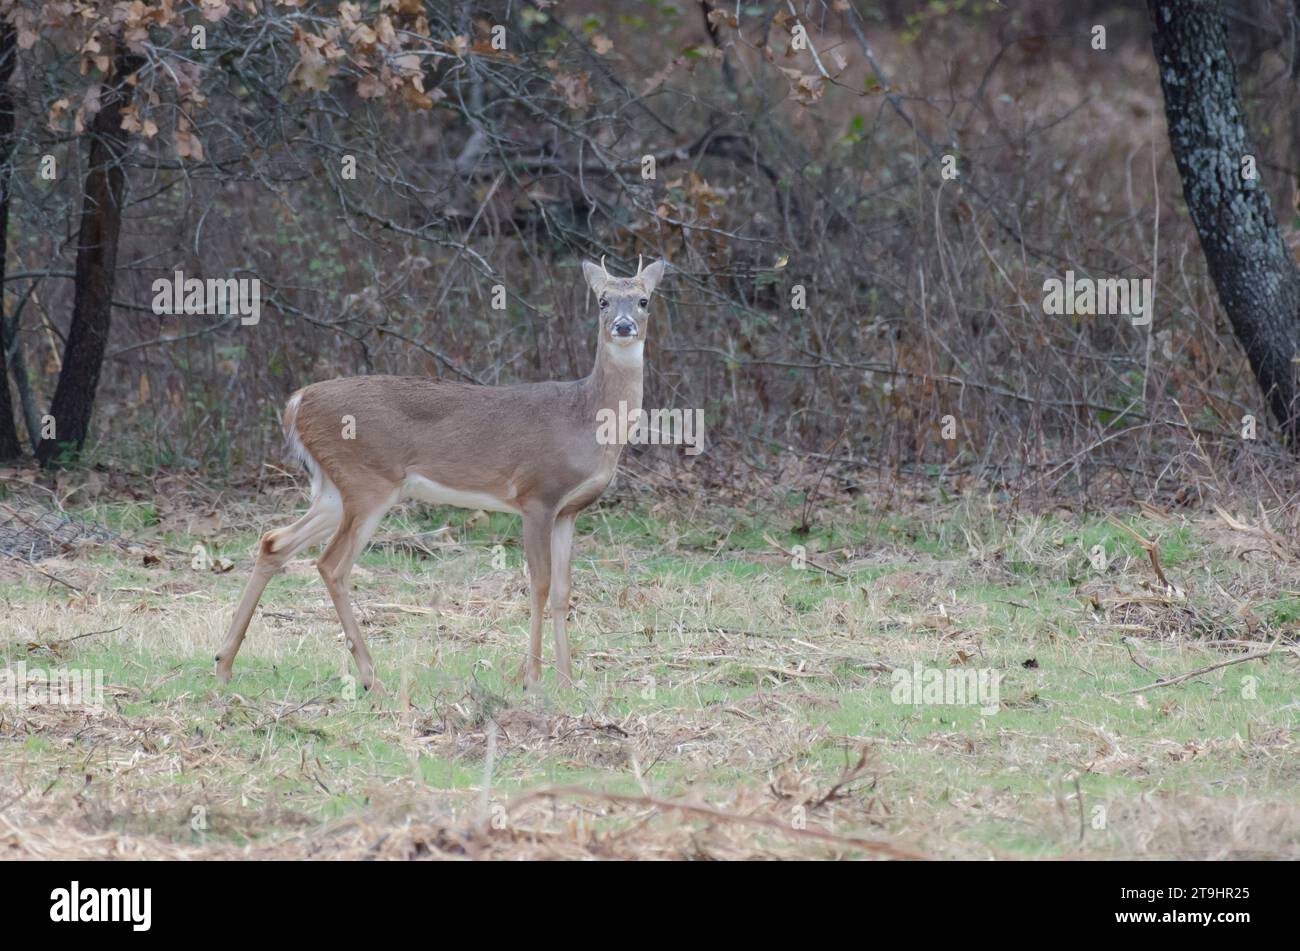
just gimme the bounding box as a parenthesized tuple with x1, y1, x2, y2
(214, 257, 668, 691)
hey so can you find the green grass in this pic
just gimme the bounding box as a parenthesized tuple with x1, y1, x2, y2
(2, 491, 1298, 858)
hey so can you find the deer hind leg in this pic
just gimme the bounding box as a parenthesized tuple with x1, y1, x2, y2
(549, 513, 577, 686)
(316, 493, 395, 693)
(215, 481, 343, 682)
(520, 507, 556, 688)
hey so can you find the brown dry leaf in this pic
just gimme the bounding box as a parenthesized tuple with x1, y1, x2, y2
(175, 126, 204, 161)
(120, 103, 142, 134)
(120, 103, 158, 139)
(74, 84, 102, 135)
(16, 25, 38, 50)
(400, 85, 436, 110)
(642, 56, 681, 95)
(291, 49, 335, 92)
(394, 53, 422, 77)
(124, 24, 150, 52)
(553, 71, 592, 110)
(339, 0, 362, 28)
(781, 67, 825, 105)
(349, 23, 379, 51)
(591, 33, 613, 55)
(200, 0, 232, 22)
(469, 39, 516, 61)
(48, 97, 71, 131)
(356, 73, 386, 99)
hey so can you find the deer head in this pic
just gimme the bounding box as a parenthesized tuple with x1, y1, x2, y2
(582, 255, 668, 350)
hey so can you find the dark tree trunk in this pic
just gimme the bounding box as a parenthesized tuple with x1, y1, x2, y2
(36, 50, 141, 467)
(1148, 0, 1300, 444)
(0, 24, 22, 460)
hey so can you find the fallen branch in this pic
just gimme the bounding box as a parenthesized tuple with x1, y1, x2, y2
(1117, 642, 1281, 696)
(809, 746, 879, 809)
(3, 552, 82, 592)
(1121, 637, 1155, 673)
(1106, 514, 1174, 590)
(762, 533, 849, 580)
(505, 785, 924, 859)
(1214, 506, 1295, 564)
(65, 625, 122, 643)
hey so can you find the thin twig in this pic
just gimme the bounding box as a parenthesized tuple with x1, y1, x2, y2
(762, 533, 849, 580)
(3, 553, 82, 592)
(1117, 643, 1281, 695)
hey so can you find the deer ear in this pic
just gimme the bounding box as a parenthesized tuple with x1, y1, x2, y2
(640, 259, 667, 296)
(582, 260, 606, 292)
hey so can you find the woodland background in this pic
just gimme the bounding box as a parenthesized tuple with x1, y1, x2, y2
(2, 0, 1299, 505)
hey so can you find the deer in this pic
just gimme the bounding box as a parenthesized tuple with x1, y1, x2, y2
(214, 256, 668, 693)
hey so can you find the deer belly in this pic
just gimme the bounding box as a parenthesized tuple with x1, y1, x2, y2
(559, 471, 613, 513)
(401, 474, 520, 514)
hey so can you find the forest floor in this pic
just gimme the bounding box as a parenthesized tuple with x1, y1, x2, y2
(1, 472, 1298, 859)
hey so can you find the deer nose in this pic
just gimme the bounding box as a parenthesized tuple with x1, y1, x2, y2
(612, 318, 637, 337)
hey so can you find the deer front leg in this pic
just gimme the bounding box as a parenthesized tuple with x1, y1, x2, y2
(549, 513, 576, 685)
(520, 507, 555, 688)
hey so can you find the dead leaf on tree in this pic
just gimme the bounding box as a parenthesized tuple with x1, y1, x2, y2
(553, 71, 593, 110)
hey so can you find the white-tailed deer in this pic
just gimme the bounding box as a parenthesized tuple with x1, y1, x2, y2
(214, 256, 667, 691)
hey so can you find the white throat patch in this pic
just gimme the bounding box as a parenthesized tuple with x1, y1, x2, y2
(605, 338, 644, 368)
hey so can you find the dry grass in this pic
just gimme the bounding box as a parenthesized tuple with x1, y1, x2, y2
(1, 477, 1299, 860)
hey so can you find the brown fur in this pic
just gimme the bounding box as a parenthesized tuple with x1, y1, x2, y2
(214, 259, 668, 691)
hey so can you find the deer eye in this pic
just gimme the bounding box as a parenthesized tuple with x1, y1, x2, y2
(639, 298, 648, 308)
(599, 298, 608, 309)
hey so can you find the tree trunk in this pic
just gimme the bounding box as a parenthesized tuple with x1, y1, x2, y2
(1148, 0, 1300, 444)
(0, 24, 22, 460)
(35, 50, 140, 467)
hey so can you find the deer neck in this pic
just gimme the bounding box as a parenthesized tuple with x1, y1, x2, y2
(586, 337, 644, 430)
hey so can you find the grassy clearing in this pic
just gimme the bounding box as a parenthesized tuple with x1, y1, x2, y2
(1, 482, 1298, 859)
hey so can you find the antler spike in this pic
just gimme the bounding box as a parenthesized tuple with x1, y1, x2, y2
(600, 255, 609, 278)
(636, 254, 644, 276)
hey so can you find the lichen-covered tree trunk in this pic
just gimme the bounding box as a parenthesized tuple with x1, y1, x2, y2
(35, 50, 140, 467)
(0, 23, 22, 461)
(1148, 0, 1300, 444)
